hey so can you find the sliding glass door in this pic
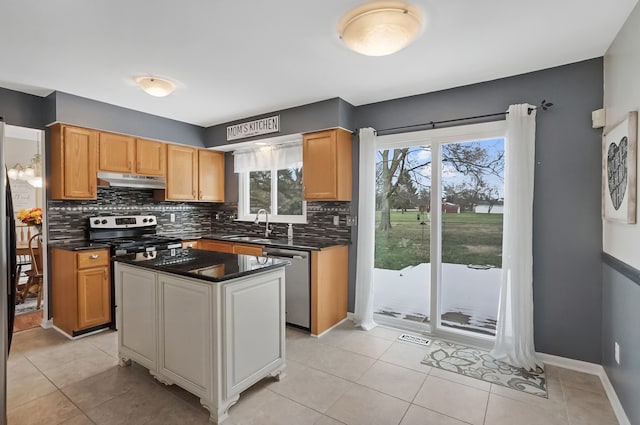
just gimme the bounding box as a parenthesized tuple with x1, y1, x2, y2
(374, 145, 432, 331)
(373, 121, 506, 342)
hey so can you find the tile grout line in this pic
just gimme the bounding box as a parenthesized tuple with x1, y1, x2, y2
(21, 355, 98, 425)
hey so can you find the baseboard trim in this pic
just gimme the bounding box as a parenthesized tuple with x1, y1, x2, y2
(311, 317, 349, 338)
(41, 319, 53, 329)
(537, 352, 631, 425)
(345, 316, 631, 424)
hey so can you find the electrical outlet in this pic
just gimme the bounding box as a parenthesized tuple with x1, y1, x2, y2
(170, 213, 175, 222)
(614, 342, 620, 365)
(333, 215, 340, 226)
(346, 215, 356, 226)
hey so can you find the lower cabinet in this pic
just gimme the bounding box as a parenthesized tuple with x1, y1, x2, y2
(52, 248, 111, 337)
(115, 263, 286, 424)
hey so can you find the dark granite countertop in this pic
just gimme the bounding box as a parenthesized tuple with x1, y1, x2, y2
(114, 248, 288, 283)
(195, 234, 349, 251)
(48, 240, 111, 251)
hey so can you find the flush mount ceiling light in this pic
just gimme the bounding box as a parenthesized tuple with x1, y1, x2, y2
(338, 1, 423, 57)
(135, 76, 176, 97)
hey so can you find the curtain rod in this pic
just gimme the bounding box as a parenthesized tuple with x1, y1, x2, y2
(356, 100, 553, 136)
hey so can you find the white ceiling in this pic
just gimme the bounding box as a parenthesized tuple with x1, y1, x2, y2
(1, 0, 637, 127)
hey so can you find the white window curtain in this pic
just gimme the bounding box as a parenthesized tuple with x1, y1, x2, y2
(490, 104, 541, 370)
(233, 143, 302, 173)
(353, 127, 377, 330)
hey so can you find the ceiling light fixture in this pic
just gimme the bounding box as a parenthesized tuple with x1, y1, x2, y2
(135, 76, 176, 97)
(338, 1, 423, 57)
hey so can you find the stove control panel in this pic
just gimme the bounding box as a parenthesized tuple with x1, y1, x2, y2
(89, 215, 157, 229)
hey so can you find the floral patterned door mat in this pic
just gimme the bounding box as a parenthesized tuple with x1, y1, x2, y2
(420, 339, 547, 398)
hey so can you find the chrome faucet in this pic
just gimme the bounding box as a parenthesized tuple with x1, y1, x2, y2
(254, 209, 272, 238)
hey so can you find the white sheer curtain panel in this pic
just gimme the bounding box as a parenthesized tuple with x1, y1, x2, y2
(233, 143, 302, 173)
(353, 127, 377, 330)
(490, 104, 541, 370)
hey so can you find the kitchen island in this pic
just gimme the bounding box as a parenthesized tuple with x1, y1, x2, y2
(114, 248, 288, 424)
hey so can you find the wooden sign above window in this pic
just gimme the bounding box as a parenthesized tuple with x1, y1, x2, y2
(227, 115, 280, 141)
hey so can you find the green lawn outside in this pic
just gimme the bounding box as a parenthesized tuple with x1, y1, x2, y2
(375, 210, 503, 270)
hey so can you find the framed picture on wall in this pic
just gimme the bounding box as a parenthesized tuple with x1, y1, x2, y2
(602, 111, 637, 223)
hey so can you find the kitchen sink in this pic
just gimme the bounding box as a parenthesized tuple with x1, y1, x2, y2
(220, 235, 273, 243)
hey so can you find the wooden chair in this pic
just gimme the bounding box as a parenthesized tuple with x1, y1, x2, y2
(19, 233, 43, 310)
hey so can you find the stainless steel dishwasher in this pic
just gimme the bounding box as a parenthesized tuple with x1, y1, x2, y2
(263, 247, 310, 329)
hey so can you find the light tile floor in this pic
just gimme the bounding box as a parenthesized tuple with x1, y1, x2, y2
(7, 321, 620, 425)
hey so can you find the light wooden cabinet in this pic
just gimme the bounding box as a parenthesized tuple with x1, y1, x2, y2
(232, 243, 263, 256)
(97, 133, 166, 176)
(199, 240, 234, 253)
(182, 240, 200, 249)
(311, 245, 348, 336)
(199, 150, 225, 202)
(136, 138, 166, 176)
(99, 132, 135, 173)
(115, 263, 286, 424)
(198, 240, 263, 256)
(52, 248, 111, 336)
(166, 144, 198, 200)
(160, 146, 225, 202)
(50, 124, 98, 200)
(302, 128, 353, 201)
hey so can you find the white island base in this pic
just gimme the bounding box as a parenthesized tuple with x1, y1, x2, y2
(115, 262, 287, 424)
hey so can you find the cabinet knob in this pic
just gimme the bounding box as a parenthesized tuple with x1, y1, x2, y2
(90, 254, 99, 259)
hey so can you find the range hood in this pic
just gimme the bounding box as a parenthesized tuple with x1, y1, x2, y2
(97, 172, 165, 189)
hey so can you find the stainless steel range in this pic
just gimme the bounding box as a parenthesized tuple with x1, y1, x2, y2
(88, 215, 182, 255)
(88, 215, 182, 329)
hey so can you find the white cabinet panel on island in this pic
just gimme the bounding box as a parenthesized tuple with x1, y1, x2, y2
(115, 262, 286, 424)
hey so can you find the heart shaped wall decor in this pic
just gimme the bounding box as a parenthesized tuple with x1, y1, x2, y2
(607, 136, 628, 210)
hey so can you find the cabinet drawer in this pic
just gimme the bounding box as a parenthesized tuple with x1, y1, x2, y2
(77, 250, 110, 269)
(232, 244, 263, 256)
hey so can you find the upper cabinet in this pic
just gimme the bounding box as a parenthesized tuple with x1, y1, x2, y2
(159, 146, 225, 202)
(136, 139, 166, 176)
(302, 128, 352, 201)
(50, 124, 98, 200)
(198, 150, 224, 202)
(166, 144, 199, 201)
(50, 123, 223, 203)
(99, 132, 135, 173)
(98, 135, 166, 176)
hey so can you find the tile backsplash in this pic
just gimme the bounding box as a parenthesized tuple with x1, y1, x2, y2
(47, 187, 352, 244)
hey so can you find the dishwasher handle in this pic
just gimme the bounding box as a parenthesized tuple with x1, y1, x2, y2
(263, 248, 308, 260)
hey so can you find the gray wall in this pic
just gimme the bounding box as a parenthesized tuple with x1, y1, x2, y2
(204, 97, 355, 147)
(353, 58, 604, 363)
(0, 87, 46, 129)
(49, 92, 205, 147)
(602, 256, 640, 425)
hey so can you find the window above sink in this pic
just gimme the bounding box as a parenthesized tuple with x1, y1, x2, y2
(234, 137, 307, 224)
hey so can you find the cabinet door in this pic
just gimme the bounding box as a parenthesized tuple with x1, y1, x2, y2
(62, 126, 98, 199)
(199, 240, 234, 253)
(137, 139, 166, 176)
(198, 150, 224, 202)
(224, 270, 285, 395)
(117, 265, 157, 370)
(158, 274, 211, 396)
(77, 266, 111, 330)
(166, 144, 198, 200)
(303, 130, 338, 200)
(99, 132, 135, 173)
